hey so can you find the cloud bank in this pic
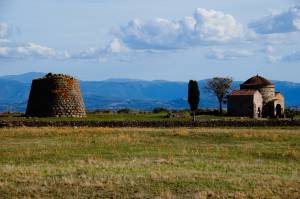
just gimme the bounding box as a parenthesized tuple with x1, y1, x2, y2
(114, 8, 254, 50)
(72, 38, 129, 61)
(0, 21, 69, 60)
(2, 5, 300, 63)
(249, 6, 300, 34)
(0, 42, 69, 60)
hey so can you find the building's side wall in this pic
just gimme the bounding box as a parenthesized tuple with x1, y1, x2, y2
(253, 92, 263, 118)
(228, 95, 255, 117)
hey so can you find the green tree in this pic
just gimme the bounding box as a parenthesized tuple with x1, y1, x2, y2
(188, 80, 200, 122)
(205, 77, 233, 115)
(285, 107, 297, 121)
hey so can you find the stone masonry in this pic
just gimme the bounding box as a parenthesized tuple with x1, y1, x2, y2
(25, 73, 86, 117)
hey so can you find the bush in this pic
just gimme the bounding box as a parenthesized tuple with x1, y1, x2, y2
(152, 107, 169, 114)
(117, 108, 132, 114)
(285, 108, 300, 121)
(89, 110, 114, 114)
(194, 109, 220, 116)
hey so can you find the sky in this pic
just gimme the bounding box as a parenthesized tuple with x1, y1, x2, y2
(0, 0, 300, 82)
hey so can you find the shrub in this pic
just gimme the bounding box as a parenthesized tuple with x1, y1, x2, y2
(153, 107, 169, 114)
(195, 109, 220, 116)
(117, 108, 132, 114)
(285, 108, 299, 121)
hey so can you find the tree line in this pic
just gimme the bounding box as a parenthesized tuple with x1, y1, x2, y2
(188, 77, 233, 121)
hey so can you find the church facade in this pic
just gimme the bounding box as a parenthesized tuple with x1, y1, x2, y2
(227, 75, 285, 118)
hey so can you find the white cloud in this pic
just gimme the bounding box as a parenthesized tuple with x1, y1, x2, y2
(193, 8, 249, 43)
(0, 9, 257, 63)
(0, 42, 69, 60)
(206, 49, 252, 60)
(0, 23, 129, 62)
(0, 22, 68, 60)
(105, 38, 129, 53)
(114, 8, 254, 50)
(72, 38, 131, 62)
(249, 6, 300, 34)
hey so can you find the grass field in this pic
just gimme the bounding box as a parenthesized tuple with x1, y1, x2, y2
(0, 127, 299, 198)
(0, 112, 222, 122)
(0, 111, 293, 122)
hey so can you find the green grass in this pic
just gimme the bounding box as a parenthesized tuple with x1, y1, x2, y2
(0, 127, 299, 198)
(295, 114, 300, 120)
(0, 112, 280, 122)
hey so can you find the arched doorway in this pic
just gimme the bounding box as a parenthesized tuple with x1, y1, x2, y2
(276, 104, 282, 118)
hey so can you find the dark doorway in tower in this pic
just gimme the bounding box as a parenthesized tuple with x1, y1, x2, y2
(276, 104, 282, 118)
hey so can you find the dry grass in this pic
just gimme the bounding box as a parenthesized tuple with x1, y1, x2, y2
(0, 127, 299, 198)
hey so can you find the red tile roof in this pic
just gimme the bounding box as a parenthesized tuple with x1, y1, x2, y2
(230, 90, 259, 96)
(242, 75, 274, 86)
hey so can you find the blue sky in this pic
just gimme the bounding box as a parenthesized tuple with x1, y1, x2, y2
(0, 0, 300, 82)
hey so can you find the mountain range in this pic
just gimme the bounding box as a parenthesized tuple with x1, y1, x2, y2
(0, 72, 299, 112)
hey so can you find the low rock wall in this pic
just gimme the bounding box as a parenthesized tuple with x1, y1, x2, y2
(1, 120, 300, 128)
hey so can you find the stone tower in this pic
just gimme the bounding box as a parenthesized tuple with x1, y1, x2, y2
(25, 73, 86, 117)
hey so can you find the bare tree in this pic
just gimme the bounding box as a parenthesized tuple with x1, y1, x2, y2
(205, 77, 233, 115)
(188, 80, 200, 121)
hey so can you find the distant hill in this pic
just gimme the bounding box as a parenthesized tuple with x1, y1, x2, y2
(0, 72, 46, 83)
(0, 72, 299, 112)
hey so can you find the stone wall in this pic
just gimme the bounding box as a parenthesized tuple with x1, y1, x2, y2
(1, 120, 300, 128)
(25, 73, 86, 117)
(259, 85, 275, 103)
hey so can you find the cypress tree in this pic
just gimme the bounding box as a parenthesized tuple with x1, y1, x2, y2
(188, 80, 200, 122)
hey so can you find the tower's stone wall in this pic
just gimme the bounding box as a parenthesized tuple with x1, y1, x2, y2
(258, 85, 275, 103)
(25, 73, 86, 117)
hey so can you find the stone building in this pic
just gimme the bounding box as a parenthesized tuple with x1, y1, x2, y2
(227, 75, 285, 118)
(26, 73, 86, 117)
